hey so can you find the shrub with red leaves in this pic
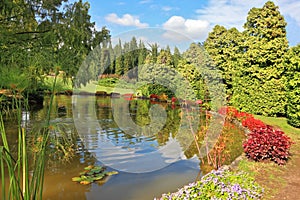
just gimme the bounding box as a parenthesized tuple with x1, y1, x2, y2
(243, 125, 293, 165)
(241, 117, 266, 131)
(235, 111, 253, 121)
(150, 94, 159, 99)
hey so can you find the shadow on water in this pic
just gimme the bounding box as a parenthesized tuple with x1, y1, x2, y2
(1, 95, 245, 200)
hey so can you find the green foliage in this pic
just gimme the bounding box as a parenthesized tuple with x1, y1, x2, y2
(285, 44, 300, 127)
(204, 26, 244, 96)
(233, 1, 288, 116)
(204, 1, 288, 116)
(157, 169, 263, 200)
(182, 43, 226, 110)
(98, 77, 119, 87)
(138, 63, 195, 99)
(0, 74, 59, 200)
(1, 0, 110, 92)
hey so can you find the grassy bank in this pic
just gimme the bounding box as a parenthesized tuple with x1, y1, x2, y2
(44, 77, 134, 95)
(76, 81, 134, 95)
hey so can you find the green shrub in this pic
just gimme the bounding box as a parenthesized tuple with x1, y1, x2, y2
(285, 44, 300, 127)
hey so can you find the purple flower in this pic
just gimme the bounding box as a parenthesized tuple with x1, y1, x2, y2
(231, 184, 242, 194)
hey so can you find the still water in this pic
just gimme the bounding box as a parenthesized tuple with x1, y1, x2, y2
(2, 95, 244, 200)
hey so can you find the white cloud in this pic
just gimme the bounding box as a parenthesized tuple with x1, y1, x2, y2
(162, 6, 173, 12)
(162, 16, 209, 41)
(139, 0, 151, 4)
(117, 2, 125, 5)
(105, 13, 149, 28)
(277, 0, 300, 26)
(195, 0, 300, 30)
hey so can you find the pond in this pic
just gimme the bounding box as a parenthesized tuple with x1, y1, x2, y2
(2, 95, 245, 200)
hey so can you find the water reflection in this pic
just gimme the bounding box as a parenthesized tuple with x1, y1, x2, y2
(73, 95, 203, 173)
(1, 95, 244, 200)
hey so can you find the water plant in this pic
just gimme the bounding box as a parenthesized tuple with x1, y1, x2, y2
(0, 69, 59, 200)
(72, 165, 118, 185)
(156, 169, 263, 200)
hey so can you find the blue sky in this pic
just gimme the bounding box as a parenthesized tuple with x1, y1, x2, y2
(83, 0, 300, 48)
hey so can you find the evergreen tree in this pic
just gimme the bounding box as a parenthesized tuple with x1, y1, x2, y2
(204, 25, 244, 96)
(173, 46, 181, 68)
(285, 44, 300, 127)
(108, 41, 115, 74)
(123, 42, 131, 73)
(114, 39, 124, 75)
(138, 40, 147, 66)
(157, 49, 173, 66)
(231, 1, 288, 116)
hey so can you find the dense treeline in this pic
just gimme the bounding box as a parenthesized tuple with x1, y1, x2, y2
(74, 29, 228, 109)
(204, 1, 300, 127)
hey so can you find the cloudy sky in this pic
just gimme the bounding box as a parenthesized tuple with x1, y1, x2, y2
(84, 0, 300, 47)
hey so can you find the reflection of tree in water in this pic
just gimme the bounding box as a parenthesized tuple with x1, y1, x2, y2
(94, 97, 245, 171)
(128, 99, 182, 144)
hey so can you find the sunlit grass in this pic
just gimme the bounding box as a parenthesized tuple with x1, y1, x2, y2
(43, 76, 72, 93)
(75, 81, 134, 95)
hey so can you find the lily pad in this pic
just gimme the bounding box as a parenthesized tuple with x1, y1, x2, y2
(105, 171, 119, 176)
(71, 177, 82, 182)
(80, 180, 92, 185)
(84, 165, 94, 170)
(72, 165, 118, 185)
(92, 173, 105, 181)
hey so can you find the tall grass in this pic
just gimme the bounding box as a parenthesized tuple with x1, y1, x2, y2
(0, 71, 58, 200)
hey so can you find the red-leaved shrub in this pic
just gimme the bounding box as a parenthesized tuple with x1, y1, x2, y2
(241, 117, 266, 131)
(243, 125, 293, 165)
(218, 106, 293, 165)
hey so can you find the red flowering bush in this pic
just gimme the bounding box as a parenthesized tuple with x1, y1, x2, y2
(235, 112, 252, 121)
(218, 106, 293, 165)
(243, 125, 293, 165)
(241, 117, 266, 131)
(149, 94, 159, 99)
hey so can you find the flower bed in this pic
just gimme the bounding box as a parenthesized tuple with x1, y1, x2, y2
(155, 169, 263, 200)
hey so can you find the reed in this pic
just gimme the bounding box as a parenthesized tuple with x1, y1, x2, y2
(0, 70, 58, 200)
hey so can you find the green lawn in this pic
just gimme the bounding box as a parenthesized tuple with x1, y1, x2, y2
(75, 81, 135, 95)
(44, 78, 134, 95)
(255, 115, 300, 139)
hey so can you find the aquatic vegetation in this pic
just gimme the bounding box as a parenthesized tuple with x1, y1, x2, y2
(72, 165, 118, 185)
(0, 72, 59, 200)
